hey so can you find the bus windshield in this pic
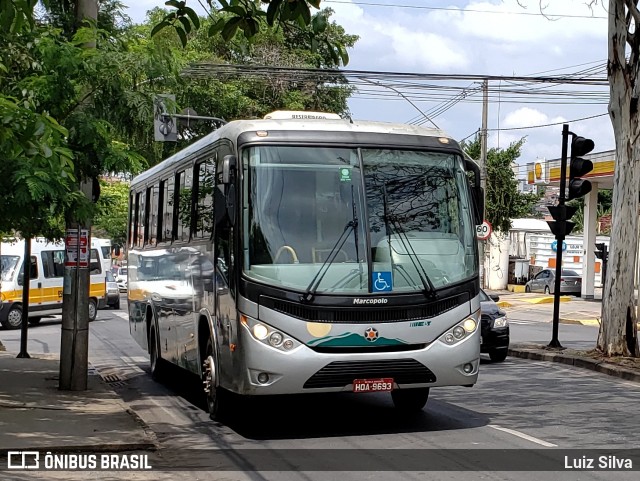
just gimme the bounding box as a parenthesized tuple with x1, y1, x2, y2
(243, 145, 477, 295)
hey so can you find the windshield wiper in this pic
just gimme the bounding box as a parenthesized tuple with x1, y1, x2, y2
(301, 219, 357, 303)
(382, 184, 436, 298)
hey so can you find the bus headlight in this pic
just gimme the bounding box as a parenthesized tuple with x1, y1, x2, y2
(252, 324, 269, 340)
(241, 315, 300, 352)
(463, 318, 477, 332)
(439, 316, 479, 345)
(269, 332, 283, 347)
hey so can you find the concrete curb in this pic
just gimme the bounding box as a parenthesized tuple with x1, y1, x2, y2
(508, 345, 640, 383)
(559, 318, 600, 326)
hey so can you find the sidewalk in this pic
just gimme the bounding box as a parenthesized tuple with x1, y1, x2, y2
(0, 342, 157, 455)
(485, 289, 603, 325)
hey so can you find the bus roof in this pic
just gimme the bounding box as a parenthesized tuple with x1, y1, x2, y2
(131, 115, 458, 187)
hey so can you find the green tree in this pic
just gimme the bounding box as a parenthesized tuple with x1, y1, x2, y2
(566, 190, 613, 234)
(462, 136, 541, 233)
(155, 0, 351, 66)
(118, 6, 356, 166)
(0, 1, 81, 240)
(93, 179, 130, 245)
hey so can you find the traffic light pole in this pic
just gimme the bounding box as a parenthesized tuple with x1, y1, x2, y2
(549, 124, 570, 349)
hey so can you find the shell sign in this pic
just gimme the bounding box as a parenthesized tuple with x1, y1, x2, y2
(528, 160, 548, 184)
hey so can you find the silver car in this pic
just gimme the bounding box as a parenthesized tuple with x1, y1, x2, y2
(525, 268, 582, 296)
(105, 271, 120, 309)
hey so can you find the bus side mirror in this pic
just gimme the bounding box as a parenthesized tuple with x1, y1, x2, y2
(465, 157, 484, 225)
(222, 155, 236, 185)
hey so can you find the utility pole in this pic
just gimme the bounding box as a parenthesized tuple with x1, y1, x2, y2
(479, 79, 489, 288)
(59, 0, 97, 391)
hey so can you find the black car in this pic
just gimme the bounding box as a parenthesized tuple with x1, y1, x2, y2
(479, 289, 509, 362)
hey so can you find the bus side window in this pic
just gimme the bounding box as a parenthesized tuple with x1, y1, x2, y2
(128, 193, 134, 248)
(162, 176, 175, 242)
(175, 169, 192, 241)
(194, 159, 215, 239)
(137, 190, 146, 248)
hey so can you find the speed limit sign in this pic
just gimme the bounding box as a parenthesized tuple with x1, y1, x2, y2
(476, 220, 492, 240)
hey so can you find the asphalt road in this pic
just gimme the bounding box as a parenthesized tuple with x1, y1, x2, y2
(1, 297, 638, 480)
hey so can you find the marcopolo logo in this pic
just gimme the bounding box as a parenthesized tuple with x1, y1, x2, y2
(353, 298, 388, 305)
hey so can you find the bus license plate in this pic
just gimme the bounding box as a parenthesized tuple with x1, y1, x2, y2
(353, 378, 394, 393)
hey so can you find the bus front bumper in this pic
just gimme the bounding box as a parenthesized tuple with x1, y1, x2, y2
(230, 325, 480, 395)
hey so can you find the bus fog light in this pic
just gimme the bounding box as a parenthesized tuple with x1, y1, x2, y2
(463, 363, 474, 373)
(453, 326, 465, 339)
(445, 333, 455, 344)
(269, 332, 283, 346)
(463, 319, 477, 332)
(253, 324, 269, 340)
(257, 372, 269, 384)
(282, 339, 294, 350)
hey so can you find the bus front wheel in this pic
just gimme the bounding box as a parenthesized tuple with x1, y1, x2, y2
(149, 326, 167, 382)
(391, 388, 430, 412)
(203, 338, 227, 421)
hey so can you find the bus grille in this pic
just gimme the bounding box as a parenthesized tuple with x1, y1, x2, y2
(303, 359, 436, 389)
(261, 294, 467, 324)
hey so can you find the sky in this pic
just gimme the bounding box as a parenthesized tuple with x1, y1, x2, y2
(120, 0, 613, 179)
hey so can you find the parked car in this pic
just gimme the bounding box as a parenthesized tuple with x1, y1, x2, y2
(115, 266, 128, 292)
(105, 271, 120, 309)
(524, 268, 582, 296)
(479, 289, 509, 362)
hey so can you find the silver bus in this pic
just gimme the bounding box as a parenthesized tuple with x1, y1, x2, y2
(127, 111, 484, 419)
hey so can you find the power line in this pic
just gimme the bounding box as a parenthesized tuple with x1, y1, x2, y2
(323, 1, 607, 20)
(487, 112, 608, 131)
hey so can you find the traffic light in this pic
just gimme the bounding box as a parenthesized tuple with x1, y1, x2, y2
(595, 243, 608, 261)
(547, 204, 577, 238)
(568, 135, 595, 200)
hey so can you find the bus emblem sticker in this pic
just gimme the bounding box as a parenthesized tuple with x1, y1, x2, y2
(372, 271, 392, 292)
(364, 327, 379, 342)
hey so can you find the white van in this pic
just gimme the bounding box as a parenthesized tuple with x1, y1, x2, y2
(93, 237, 112, 274)
(0, 237, 107, 329)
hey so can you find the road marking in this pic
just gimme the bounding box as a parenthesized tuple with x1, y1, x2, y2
(112, 312, 128, 320)
(489, 424, 557, 447)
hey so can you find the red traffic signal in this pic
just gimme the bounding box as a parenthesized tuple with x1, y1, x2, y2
(568, 135, 594, 200)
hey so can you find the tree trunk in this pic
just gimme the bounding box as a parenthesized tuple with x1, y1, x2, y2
(599, 0, 640, 357)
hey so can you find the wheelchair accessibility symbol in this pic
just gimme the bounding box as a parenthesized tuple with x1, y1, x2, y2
(372, 271, 393, 292)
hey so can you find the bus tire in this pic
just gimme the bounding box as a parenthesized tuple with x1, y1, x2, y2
(391, 388, 430, 412)
(149, 325, 167, 382)
(1, 304, 23, 330)
(88, 298, 98, 322)
(203, 337, 226, 421)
